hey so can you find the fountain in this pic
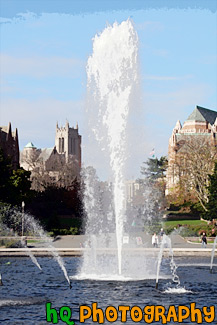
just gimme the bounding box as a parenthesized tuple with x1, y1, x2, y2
(77, 20, 170, 282)
(86, 19, 138, 276)
(1, 19, 217, 324)
(210, 236, 217, 273)
(155, 234, 180, 290)
(0, 207, 71, 286)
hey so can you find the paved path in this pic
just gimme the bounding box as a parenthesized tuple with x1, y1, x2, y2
(0, 234, 215, 257)
(49, 233, 214, 249)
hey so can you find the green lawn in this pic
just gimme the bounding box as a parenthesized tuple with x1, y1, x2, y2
(163, 219, 207, 226)
(27, 240, 40, 243)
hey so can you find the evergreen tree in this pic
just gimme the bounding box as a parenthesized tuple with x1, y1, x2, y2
(141, 156, 168, 182)
(204, 161, 217, 220)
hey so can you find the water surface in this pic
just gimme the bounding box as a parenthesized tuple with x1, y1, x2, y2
(0, 257, 216, 324)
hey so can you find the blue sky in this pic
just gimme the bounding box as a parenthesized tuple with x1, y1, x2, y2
(0, 1, 216, 179)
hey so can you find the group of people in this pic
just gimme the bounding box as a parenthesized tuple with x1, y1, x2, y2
(152, 229, 209, 249)
(151, 228, 164, 248)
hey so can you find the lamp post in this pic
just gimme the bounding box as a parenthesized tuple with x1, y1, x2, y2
(21, 201, 25, 237)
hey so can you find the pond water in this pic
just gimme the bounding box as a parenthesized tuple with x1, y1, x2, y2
(0, 256, 216, 324)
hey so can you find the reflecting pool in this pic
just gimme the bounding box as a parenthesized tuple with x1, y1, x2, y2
(0, 256, 216, 324)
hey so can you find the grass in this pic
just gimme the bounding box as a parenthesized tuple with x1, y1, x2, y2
(27, 240, 40, 243)
(189, 239, 215, 244)
(163, 219, 206, 226)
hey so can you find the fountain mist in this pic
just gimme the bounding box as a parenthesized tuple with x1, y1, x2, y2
(78, 20, 172, 282)
(81, 19, 139, 276)
(0, 208, 70, 285)
(210, 236, 217, 273)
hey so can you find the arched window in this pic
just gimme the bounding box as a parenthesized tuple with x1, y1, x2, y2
(59, 138, 61, 153)
(62, 137, 64, 153)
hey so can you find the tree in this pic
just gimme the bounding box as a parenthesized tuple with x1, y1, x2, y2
(26, 178, 84, 231)
(22, 149, 79, 191)
(141, 156, 168, 182)
(0, 149, 31, 205)
(9, 168, 32, 204)
(140, 156, 168, 208)
(0, 148, 12, 202)
(204, 161, 217, 220)
(172, 136, 217, 211)
(127, 156, 168, 232)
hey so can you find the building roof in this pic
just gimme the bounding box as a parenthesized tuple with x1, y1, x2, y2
(0, 126, 8, 133)
(0, 124, 18, 139)
(38, 148, 53, 161)
(24, 142, 36, 148)
(186, 106, 217, 125)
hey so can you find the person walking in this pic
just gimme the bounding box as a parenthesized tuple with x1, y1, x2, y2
(201, 232, 207, 248)
(160, 228, 164, 241)
(152, 233, 159, 248)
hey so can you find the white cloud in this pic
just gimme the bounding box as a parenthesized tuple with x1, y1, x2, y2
(143, 74, 193, 81)
(152, 48, 169, 57)
(0, 54, 84, 79)
(0, 97, 85, 149)
(0, 82, 213, 180)
(0, 12, 38, 24)
(141, 83, 213, 158)
(143, 83, 212, 120)
(136, 21, 164, 32)
(197, 55, 217, 65)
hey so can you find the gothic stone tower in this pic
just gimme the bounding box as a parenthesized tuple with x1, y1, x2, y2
(0, 122, 19, 169)
(55, 121, 81, 167)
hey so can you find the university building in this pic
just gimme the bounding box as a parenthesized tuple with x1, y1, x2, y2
(20, 121, 82, 190)
(166, 105, 217, 195)
(0, 122, 19, 169)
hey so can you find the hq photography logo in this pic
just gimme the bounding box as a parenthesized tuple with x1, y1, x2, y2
(45, 302, 216, 324)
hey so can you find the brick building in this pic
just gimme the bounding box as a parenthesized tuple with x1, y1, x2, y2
(166, 105, 217, 195)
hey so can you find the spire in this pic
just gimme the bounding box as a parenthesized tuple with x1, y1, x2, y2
(213, 117, 217, 132)
(174, 120, 182, 131)
(66, 119, 69, 129)
(172, 120, 182, 134)
(75, 122, 78, 130)
(6, 122, 12, 141)
(56, 121, 59, 129)
(15, 128, 19, 145)
(15, 128, 18, 138)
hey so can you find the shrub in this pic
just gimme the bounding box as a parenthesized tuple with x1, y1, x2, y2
(0, 238, 23, 248)
(51, 227, 79, 237)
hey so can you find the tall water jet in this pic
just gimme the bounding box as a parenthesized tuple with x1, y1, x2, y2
(210, 236, 217, 273)
(156, 234, 180, 290)
(84, 19, 139, 275)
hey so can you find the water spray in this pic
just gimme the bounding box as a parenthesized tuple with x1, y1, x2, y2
(0, 207, 70, 286)
(155, 234, 180, 290)
(81, 19, 139, 278)
(210, 236, 217, 274)
(155, 281, 158, 290)
(0, 273, 3, 286)
(155, 234, 166, 290)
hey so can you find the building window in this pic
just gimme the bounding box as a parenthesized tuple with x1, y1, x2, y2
(59, 138, 61, 153)
(70, 137, 73, 154)
(62, 138, 64, 153)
